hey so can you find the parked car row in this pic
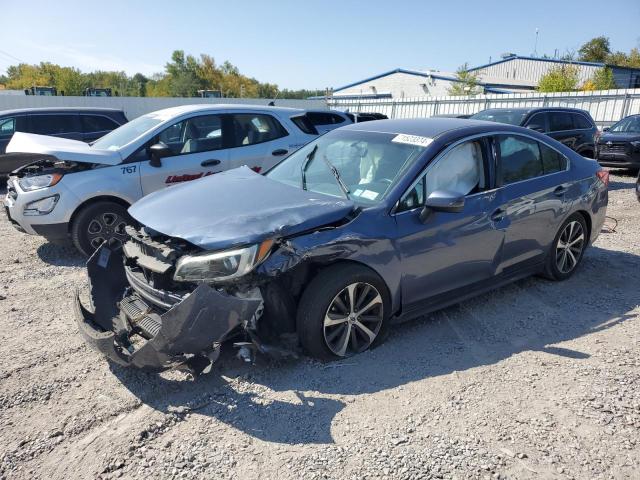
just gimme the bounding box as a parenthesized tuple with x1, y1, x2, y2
(1, 104, 611, 375)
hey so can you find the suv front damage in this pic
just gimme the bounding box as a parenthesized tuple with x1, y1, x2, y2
(75, 166, 358, 374)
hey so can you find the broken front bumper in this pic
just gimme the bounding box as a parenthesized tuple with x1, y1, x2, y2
(75, 244, 262, 372)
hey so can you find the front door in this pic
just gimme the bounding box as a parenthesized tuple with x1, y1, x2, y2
(139, 114, 229, 194)
(395, 136, 505, 307)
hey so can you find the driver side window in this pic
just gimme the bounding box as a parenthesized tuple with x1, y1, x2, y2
(157, 114, 223, 156)
(397, 139, 486, 213)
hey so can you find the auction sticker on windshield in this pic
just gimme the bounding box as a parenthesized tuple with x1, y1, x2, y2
(392, 134, 433, 148)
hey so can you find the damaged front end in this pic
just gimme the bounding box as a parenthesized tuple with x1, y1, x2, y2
(75, 231, 266, 374)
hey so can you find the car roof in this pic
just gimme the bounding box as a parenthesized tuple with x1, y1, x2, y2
(0, 107, 125, 116)
(476, 106, 591, 115)
(341, 117, 500, 138)
(144, 103, 306, 117)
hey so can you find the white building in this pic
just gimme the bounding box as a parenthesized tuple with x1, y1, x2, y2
(329, 55, 640, 100)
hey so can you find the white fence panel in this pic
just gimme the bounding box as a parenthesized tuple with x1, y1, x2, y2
(328, 88, 640, 126)
(0, 95, 327, 119)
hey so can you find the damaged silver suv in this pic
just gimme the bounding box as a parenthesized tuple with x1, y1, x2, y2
(76, 118, 608, 374)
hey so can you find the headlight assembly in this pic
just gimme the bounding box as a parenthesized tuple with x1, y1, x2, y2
(173, 239, 274, 283)
(23, 194, 60, 216)
(18, 173, 63, 192)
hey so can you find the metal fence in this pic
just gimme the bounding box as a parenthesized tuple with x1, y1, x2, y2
(328, 88, 640, 127)
(0, 95, 327, 120)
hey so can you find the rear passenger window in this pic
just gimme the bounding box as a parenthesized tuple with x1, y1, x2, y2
(497, 135, 543, 184)
(549, 112, 574, 132)
(540, 143, 567, 174)
(291, 115, 318, 135)
(306, 112, 345, 125)
(81, 115, 119, 133)
(30, 114, 80, 135)
(525, 113, 547, 132)
(228, 114, 288, 148)
(573, 114, 592, 129)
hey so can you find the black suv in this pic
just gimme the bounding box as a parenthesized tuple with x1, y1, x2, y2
(0, 107, 128, 175)
(596, 114, 640, 171)
(470, 107, 597, 158)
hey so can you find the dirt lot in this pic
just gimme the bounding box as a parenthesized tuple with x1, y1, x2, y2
(0, 172, 639, 480)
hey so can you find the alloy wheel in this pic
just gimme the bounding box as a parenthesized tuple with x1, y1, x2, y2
(556, 220, 585, 274)
(323, 282, 384, 357)
(87, 212, 128, 250)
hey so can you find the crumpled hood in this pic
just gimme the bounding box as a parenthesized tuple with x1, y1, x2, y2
(129, 166, 355, 250)
(6, 132, 123, 165)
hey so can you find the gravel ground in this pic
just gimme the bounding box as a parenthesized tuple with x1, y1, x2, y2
(0, 171, 639, 480)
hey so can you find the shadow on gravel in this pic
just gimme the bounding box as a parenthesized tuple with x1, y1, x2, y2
(36, 243, 85, 267)
(110, 245, 640, 445)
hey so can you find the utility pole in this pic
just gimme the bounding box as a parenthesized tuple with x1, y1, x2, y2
(533, 28, 539, 57)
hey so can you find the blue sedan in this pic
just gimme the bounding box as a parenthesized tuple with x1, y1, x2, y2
(76, 118, 609, 372)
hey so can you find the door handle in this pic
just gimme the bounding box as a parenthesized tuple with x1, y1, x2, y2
(201, 159, 221, 167)
(272, 149, 288, 156)
(554, 185, 567, 196)
(490, 208, 506, 222)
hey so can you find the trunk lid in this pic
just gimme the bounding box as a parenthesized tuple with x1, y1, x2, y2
(128, 166, 355, 250)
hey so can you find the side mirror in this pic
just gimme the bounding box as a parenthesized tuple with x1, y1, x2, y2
(602, 127, 610, 132)
(149, 142, 171, 168)
(419, 190, 465, 222)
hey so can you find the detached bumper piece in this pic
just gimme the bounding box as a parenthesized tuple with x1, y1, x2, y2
(75, 243, 262, 373)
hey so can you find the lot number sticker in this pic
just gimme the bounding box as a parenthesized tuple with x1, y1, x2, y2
(392, 134, 433, 148)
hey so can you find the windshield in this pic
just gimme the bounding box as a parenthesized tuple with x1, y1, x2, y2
(609, 115, 640, 133)
(471, 109, 527, 126)
(91, 114, 165, 150)
(266, 130, 429, 205)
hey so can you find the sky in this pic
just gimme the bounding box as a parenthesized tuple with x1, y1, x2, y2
(1, 0, 639, 91)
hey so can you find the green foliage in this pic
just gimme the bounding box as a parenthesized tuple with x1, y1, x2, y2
(538, 65, 580, 92)
(578, 36, 610, 62)
(448, 63, 481, 96)
(584, 67, 617, 91)
(1, 50, 317, 98)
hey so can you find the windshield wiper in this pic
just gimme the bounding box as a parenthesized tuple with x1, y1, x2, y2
(322, 154, 350, 200)
(300, 144, 318, 190)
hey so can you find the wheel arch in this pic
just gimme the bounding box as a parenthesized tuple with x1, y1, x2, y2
(573, 209, 592, 244)
(68, 195, 132, 232)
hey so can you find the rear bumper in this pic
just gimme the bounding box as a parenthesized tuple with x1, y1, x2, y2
(75, 243, 263, 372)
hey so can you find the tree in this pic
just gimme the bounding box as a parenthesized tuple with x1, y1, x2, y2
(538, 65, 579, 92)
(582, 67, 617, 91)
(447, 63, 481, 96)
(578, 36, 611, 63)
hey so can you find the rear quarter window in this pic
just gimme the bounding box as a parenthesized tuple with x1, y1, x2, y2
(573, 114, 593, 129)
(81, 115, 119, 133)
(30, 114, 80, 135)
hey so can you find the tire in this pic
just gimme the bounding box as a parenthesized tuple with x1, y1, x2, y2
(70, 201, 131, 256)
(296, 263, 390, 361)
(543, 213, 588, 281)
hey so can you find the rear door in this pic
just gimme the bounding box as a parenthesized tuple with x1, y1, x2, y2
(493, 133, 571, 274)
(546, 111, 579, 151)
(225, 112, 291, 172)
(80, 114, 121, 142)
(28, 113, 82, 140)
(139, 113, 229, 195)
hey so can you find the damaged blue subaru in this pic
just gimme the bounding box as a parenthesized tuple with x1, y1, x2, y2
(75, 118, 609, 374)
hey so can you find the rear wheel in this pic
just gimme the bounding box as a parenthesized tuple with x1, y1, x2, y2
(297, 264, 390, 361)
(71, 201, 130, 256)
(544, 213, 588, 280)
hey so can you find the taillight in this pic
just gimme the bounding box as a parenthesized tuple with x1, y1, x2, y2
(596, 169, 609, 188)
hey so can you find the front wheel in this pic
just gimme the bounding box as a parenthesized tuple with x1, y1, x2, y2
(70, 201, 131, 256)
(296, 264, 390, 361)
(543, 213, 588, 281)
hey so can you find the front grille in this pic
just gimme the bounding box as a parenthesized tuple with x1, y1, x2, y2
(123, 226, 196, 310)
(7, 180, 17, 200)
(599, 142, 628, 154)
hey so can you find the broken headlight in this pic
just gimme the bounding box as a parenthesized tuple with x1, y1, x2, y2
(173, 239, 274, 283)
(18, 173, 63, 192)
